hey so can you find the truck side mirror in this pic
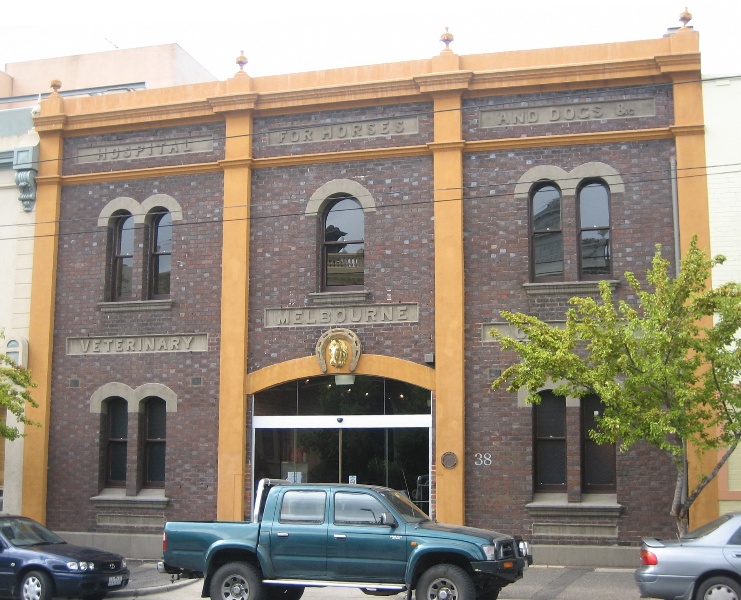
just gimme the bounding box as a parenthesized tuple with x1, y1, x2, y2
(379, 513, 397, 527)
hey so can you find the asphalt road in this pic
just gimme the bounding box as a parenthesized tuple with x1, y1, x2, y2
(110, 562, 642, 600)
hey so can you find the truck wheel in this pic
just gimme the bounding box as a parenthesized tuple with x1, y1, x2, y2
(210, 562, 265, 600)
(267, 586, 304, 600)
(417, 564, 475, 600)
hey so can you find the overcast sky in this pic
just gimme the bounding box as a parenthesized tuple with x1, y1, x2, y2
(2, 1, 739, 80)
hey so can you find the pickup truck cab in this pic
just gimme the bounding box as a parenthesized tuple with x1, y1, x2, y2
(159, 478, 532, 600)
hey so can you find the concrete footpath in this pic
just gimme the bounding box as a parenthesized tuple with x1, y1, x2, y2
(108, 561, 642, 600)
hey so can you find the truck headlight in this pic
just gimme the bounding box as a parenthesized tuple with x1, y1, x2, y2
(481, 545, 497, 561)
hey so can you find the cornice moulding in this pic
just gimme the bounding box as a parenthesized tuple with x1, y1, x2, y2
(655, 52, 702, 74)
(60, 162, 220, 185)
(208, 93, 259, 113)
(414, 71, 474, 93)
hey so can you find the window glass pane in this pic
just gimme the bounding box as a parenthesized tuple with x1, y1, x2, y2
(108, 442, 127, 482)
(582, 395, 616, 490)
(536, 392, 565, 437)
(153, 255, 171, 295)
(6, 341, 19, 364)
(280, 490, 326, 523)
(325, 243, 364, 287)
(536, 440, 566, 486)
(146, 442, 166, 483)
(325, 198, 363, 242)
(155, 213, 173, 253)
(579, 183, 609, 228)
(109, 399, 128, 439)
(581, 230, 611, 275)
(147, 399, 166, 439)
(116, 257, 133, 298)
(533, 231, 563, 278)
(334, 492, 386, 524)
(118, 216, 135, 256)
(532, 185, 561, 231)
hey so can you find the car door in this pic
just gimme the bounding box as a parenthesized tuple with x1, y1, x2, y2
(0, 540, 17, 595)
(327, 491, 407, 582)
(723, 523, 741, 576)
(266, 489, 328, 579)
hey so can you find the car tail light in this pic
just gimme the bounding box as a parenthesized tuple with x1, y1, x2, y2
(162, 531, 167, 552)
(640, 549, 658, 565)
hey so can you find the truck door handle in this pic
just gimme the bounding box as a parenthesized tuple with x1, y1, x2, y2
(334, 534, 347, 540)
(276, 533, 289, 537)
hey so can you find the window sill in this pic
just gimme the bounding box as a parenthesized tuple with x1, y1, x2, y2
(308, 291, 370, 306)
(98, 299, 173, 313)
(91, 488, 169, 510)
(523, 280, 619, 296)
(526, 493, 622, 518)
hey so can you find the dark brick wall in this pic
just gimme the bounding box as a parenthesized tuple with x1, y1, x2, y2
(48, 172, 224, 532)
(462, 138, 680, 542)
(248, 155, 436, 368)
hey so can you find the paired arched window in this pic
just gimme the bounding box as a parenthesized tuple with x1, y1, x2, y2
(322, 195, 364, 289)
(105, 397, 128, 487)
(144, 398, 166, 487)
(111, 212, 135, 300)
(147, 211, 173, 298)
(529, 179, 611, 281)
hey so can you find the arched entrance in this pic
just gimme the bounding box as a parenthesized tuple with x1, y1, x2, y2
(252, 375, 431, 512)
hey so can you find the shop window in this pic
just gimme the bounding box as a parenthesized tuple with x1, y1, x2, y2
(530, 184, 563, 281)
(581, 394, 616, 492)
(533, 391, 566, 491)
(322, 195, 364, 289)
(578, 182, 611, 279)
(146, 210, 172, 299)
(110, 212, 135, 301)
(105, 398, 128, 487)
(143, 398, 166, 487)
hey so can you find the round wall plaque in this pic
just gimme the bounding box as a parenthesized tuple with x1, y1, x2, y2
(441, 451, 458, 469)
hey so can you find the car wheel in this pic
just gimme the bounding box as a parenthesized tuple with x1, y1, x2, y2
(19, 570, 53, 600)
(210, 562, 265, 600)
(417, 564, 476, 600)
(266, 586, 304, 600)
(696, 576, 741, 600)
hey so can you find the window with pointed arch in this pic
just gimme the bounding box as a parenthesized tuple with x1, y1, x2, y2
(322, 195, 364, 289)
(110, 212, 135, 300)
(578, 181, 611, 279)
(530, 183, 563, 281)
(146, 210, 173, 299)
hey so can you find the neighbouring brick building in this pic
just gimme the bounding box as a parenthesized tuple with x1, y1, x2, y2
(24, 21, 711, 564)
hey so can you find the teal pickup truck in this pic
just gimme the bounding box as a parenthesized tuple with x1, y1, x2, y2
(158, 478, 532, 600)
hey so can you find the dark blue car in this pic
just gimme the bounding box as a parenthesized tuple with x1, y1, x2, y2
(0, 515, 129, 600)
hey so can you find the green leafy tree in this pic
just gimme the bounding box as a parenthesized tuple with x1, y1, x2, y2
(0, 331, 38, 440)
(490, 236, 741, 536)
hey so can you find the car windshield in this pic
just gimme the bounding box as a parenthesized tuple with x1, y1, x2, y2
(0, 517, 66, 547)
(682, 513, 734, 540)
(379, 489, 430, 524)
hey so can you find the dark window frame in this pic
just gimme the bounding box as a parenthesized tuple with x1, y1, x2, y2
(529, 183, 564, 282)
(143, 397, 166, 488)
(577, 180, 612, 280)
(146, 210, 173, 299)
(533, 391, 567, 492)
(105, 397, 128, 488)
(110, 212, 135, 301)
(320, 195, 365, 291)
(581, 394, 617, 492)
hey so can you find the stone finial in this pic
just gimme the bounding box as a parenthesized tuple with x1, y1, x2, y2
(236, 50, 248, 73)
(440, 27, 454, 51)
(679, 7, 692, 28)
(50, 79, 62, 93)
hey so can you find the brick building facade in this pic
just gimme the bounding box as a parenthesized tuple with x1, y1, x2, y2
(24, 27, 710, 563)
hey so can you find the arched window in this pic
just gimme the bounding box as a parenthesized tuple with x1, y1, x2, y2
(530, 184, 563, 281)
(147, 210, 172, 298)
(322, 196, 364, 289)
(111, 212, 135, 300)
(144, 398, 166, 487)
(106, 398, 128, 487)
(578, 181, 611, 279)
(533, 391, 566, 491)
(4, 340, 20, 365)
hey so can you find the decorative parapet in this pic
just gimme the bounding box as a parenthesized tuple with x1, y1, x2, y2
(13, 145, 39, 212)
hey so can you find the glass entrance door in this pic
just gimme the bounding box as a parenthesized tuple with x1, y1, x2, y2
(252, 376, 431, 511)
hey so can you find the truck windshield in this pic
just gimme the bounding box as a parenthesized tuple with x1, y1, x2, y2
(379, 490, 430, 523)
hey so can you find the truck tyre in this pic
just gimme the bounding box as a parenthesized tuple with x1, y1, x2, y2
(417, 564, 476, 600)
(267, 586, 304, 600)
(210, 562, 265, 600)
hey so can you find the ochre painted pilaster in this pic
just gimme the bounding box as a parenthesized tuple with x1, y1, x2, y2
(216, 99, 254, 520)
(22, 100, 64, 522)
(431, 89, 466, 525)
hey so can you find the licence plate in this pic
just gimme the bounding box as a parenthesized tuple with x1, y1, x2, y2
(108, 576, 123, 586)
